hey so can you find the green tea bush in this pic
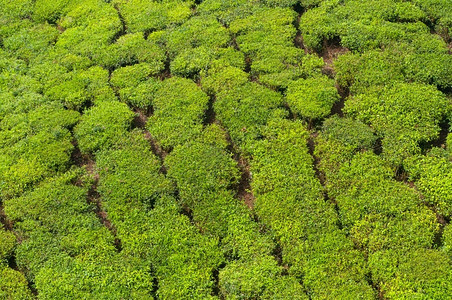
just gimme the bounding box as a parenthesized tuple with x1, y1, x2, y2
(55, 1, 122, 59)
(114, 0, 193, 33)
(2, 23, 58, 62)
(381, 249, 452, 299)
(96, 131, 223, 299)
(250, 119, 374, 297)
(345, 81, 451, 165)
(405, 155, 452, 217)
(147, 77, 209, 150)
(166, 15, 230, 59)
(0, 266, 33, 300)
(97, 32, 165, 71)
(322, 116, 377, 150)
(214, 81, 286, 154)
(0, 228, 15, 261)
(110, 63, 161, 108)
(286, 75, 340, 121)
(74, 100, 134, 153)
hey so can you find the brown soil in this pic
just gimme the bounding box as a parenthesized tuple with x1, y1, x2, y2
(0, 206, 13, 231)
(307, 132, 326, 186)
(0, 206, 22, 244)
(294, 33, 309, 54)
(320, 39, 349, 77)
(236, 156, 255, 210)
(134, 109, 168, 172)
(56, 24, 65, 33)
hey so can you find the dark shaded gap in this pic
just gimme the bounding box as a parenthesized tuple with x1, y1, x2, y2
(331, 200, 344, 231)
(159, 52, 172, 80)
(419, 119, 449, 152)
(271, 242, 289, 275)
(0, 205, 14, 232)
(433, 221, 446, 249)
(179, 203, 195, 225)
(222, 128, 256, 210)
(1, 205, 36, 296)
(150, 265, 160, 300)
(307, 133, 325, 186)
(86, 167, 122, 252)
(211, 262, 226, 298)
(330, 95, 345, 117)
(320, 38, 349, 77)
(230, 35, 240, 52)
(373, 138, 383, 155)
(394, 165, 409, 183)
(133, 110, 168, 174)
(293, 3, 308, 54)
(283, 103, 296, 121)
(70, 140, 94, 170)
(203, 95, 217, 126)
(111, 3, 127, 43)
(365, 271, 384, 300)
(236, 155, 254, 210)
(71, 139, 122, 252)
(244, 56, 252, 74)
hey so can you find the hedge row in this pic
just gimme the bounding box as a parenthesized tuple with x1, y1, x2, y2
(315, 122, 452, 298)
(95, 131, 223, 299)
(0, 225, 33, 299)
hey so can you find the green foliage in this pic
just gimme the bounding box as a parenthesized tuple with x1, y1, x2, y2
(214, 81, 286, 154)
(286, 75, 340, 120)
(55, 1, 122, 58)
(345, 82, 451, 165)
(0, 102, 79, 198)
(96, 32, 165, 71)
(315, 133, 446, 298)
(115, 0, 193, 33)
(171, 46, 245, 78)
(35, 252, 155, 300)
(96, 131, 174, 226)
(412, 0, 452, 39)
(166, 15, 230, 59)
(201, 66, 249, 95)
(322, 116, 376, 150)
(250, 119, 373, 297)
(443, 224, 452, 257)
(335, 40, 452, 92)
(334, 49, 405, 94)
(197, 0, 260, 25)
(147, 77, 209, 150)
(300, 0, 426, 51)
(165, 138, 240, 207)
(0, 0, 33, 20)
(96, 131, 223, 299)
(165, 125, 304, 297)
(33, 0, 72, 23)
(74, 100, 135, 153)
(45, 66, 112, 110)
(0, 266, 33, 300)
(164, 15, 244, 78)
(0, 229, 15, 261)
(405, 155, 452, 217)
(229, 6, 307, 87)
(382, 249, 452, 299)
(164, 125, 242, 237)
(145, 198, 223, 300)
(110, 63, 161, 108)
(0, 1, 451, 298)
(218, 257, 284, 299)
(2, 23, 58, 62)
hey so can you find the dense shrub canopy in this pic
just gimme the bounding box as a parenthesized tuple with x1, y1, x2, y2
(0, 0, 451, 299)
